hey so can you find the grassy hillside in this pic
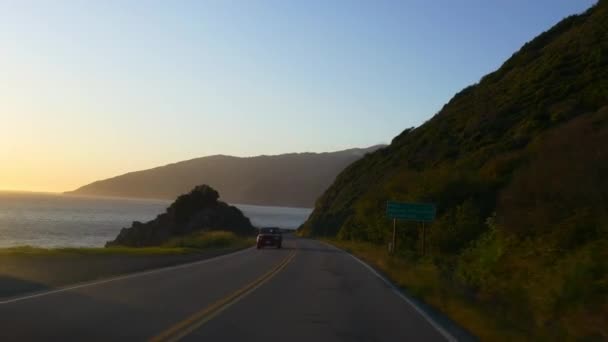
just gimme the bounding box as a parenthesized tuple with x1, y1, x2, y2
(67, 146, 382, 208)
(301, 1, 607, 340)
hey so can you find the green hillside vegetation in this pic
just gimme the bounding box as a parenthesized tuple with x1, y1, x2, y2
(300, 1, 607, 340)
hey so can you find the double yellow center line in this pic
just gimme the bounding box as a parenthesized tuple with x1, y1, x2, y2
(150, 249, 297, 342)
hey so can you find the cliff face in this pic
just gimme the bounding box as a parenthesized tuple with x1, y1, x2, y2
(106, 185, 255, 247)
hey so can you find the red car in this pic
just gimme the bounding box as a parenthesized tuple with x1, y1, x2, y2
(256, 227, 282, 249)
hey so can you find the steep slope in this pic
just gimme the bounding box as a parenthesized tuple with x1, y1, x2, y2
(301, 1, 607, 339)
(301, 2, 607, 237)
(67, 146, 382, 207)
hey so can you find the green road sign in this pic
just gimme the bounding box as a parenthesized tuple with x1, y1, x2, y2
(386, 201, 436, 222)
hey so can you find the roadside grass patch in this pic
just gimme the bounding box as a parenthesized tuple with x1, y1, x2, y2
(0, 245, 197, 256)
(164, 230, 255, 250)
(0, 231, 254, 257)
(323, 238, 525, 341)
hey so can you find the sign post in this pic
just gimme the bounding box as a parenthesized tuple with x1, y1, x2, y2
(422, 222, 426, 256)
(391, 218, 396, 253)
(386, 201, 436, 256)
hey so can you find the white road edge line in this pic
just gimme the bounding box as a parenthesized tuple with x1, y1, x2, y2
(320, 241, 457, 342)
(0, 247, 254, 305)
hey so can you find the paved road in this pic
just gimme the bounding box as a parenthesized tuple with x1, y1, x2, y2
(0, 235, 452, 341)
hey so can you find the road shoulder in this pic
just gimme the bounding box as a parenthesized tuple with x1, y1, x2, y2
(0, 246, 251, 300)
(319, 239, 477, 342)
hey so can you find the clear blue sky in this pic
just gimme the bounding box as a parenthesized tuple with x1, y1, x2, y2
(0, 0, 597, 191)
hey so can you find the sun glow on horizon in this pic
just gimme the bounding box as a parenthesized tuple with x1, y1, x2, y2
(0, 0, 594, 193)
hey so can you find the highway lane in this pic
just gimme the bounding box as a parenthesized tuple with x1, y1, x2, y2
(0, 235, 451, 341)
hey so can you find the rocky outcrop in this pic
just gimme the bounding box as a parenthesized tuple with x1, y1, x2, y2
(106, 185, 255, 247)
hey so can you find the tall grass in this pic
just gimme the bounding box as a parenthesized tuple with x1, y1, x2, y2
(0, 231, 254, 257)
(326, 236, 607, 341)
(163, 230, 254, 250)
(0, 245, 197, 256)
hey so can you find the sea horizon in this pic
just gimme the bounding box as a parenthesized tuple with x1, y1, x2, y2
(0, 192, 311, 248)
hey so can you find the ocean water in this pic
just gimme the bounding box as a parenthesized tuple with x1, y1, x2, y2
(0, 192, 312, 248)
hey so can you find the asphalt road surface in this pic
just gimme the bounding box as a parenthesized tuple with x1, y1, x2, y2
(0, 235, 454, 341)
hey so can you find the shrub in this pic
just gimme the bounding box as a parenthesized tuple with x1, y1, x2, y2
(164, 230, 246, 249)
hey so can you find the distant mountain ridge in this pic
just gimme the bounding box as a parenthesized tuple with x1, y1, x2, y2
(67, 146, 384, 207)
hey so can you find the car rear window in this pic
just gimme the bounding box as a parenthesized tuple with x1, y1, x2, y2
(260, 228, 279, 234)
